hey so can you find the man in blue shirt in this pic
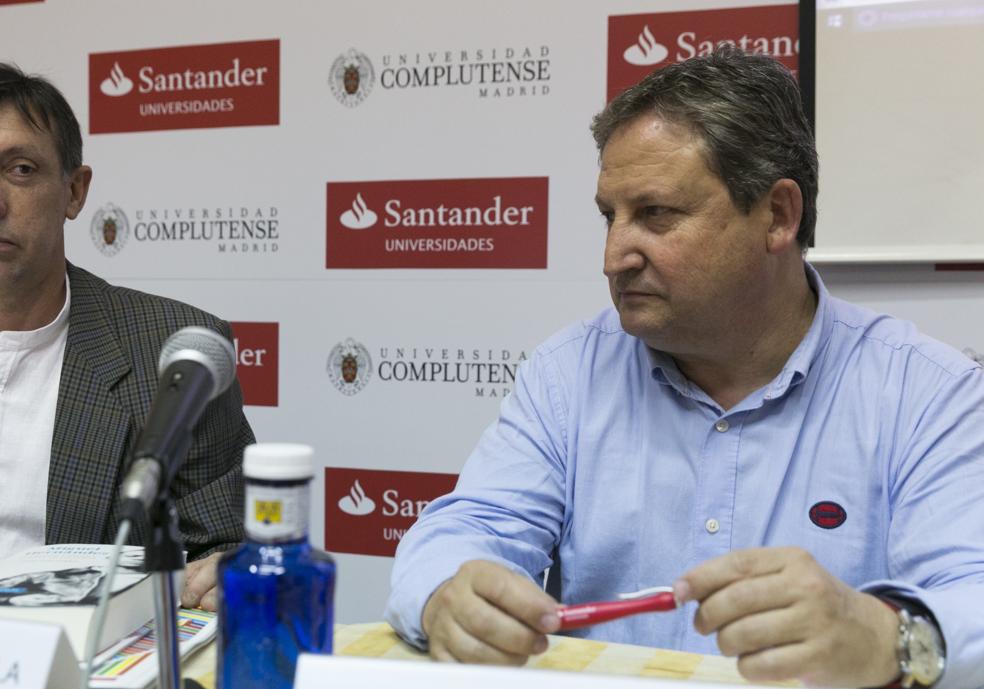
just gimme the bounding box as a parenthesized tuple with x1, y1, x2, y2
(385, 47, 984, 688)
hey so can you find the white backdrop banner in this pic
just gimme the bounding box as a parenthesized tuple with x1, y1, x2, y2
(3, 0, 982, 625)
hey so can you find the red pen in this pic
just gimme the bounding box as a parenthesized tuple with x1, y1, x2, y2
(556, 586, 679, 630)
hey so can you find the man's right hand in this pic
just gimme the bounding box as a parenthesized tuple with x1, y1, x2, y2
(421, 560, 561, 665)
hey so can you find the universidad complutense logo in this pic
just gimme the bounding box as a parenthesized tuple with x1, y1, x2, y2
(89, 39, 280, 134)
(89, 202, 130, 257)
(326, 177, 549, 269)
(230, 322, 279, 407)
(325, 468, 458, 557)
(607, 5, 799, 101)
(328, 338, 525, 399)
(329, 48, 375, 107)
(327, 338, 372, 396)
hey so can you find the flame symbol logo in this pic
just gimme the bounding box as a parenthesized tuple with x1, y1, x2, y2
(100, 61, 134, 97)
(339, 192, 378, 230)
(337, 479, 376, 516)
(623, 25, 669, 66)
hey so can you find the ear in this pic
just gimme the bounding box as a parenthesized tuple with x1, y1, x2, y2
(764, 178, 803, 255)
(65, 165, 92, 220)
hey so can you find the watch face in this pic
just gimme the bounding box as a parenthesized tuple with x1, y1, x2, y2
(909, 619, 945, 685)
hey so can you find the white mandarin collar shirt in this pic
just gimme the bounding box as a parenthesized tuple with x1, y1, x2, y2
(0, 274, 72, 555)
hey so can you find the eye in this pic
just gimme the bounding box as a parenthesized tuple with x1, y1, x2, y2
(599, 209, 614, 226)
(644, 205, 667, 218)
(8, 163, 36, 177)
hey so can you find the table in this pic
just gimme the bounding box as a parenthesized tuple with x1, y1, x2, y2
(186, 623, 798, 688)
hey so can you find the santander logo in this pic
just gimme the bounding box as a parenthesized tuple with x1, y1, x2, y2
(623, 25, 668, 66)
(337, 480, 376, 516)
(89, 40, 280, 135)
(230, 321, 279, 407)
(325, 467, 459, 556)
(326, 177, 548, 269)
(100, 62, 134, 97)
(340, 193, 378, 230)
(607, 6, 799, 102)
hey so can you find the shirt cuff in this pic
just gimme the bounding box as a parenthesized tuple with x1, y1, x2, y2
(383, 553, 537, 651)
(859, 579, 984, 689)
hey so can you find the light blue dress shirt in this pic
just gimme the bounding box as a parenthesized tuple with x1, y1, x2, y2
(385, 266, 984, 689)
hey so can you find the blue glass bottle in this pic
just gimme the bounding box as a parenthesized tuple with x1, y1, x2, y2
(218, 444, 335, 689)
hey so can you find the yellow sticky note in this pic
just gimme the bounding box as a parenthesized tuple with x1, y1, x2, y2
(533, 638, 607, 672)
(640, 649, 702, 679)
(339, 625, 401, 658)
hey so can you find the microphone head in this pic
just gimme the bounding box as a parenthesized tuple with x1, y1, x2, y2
(158, 326, 237, 400)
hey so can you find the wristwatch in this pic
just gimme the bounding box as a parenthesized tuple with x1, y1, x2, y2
(889, 603, 946, 688)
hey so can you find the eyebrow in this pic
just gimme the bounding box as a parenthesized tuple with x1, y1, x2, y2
(595, 191, 670, 208)
(0, 144, 44, 160)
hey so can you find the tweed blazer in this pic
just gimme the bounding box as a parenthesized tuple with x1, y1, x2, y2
(44, 263, 254, 559)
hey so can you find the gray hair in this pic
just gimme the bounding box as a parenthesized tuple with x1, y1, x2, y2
(591, 46, 818, 248)
(0, 63, 83, 175)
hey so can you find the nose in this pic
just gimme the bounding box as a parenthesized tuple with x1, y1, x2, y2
(603, 216, 645, 278)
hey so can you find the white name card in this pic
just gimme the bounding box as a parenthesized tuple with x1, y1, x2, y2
(0, 619, 81, 689)
(294, 654, 724, 689)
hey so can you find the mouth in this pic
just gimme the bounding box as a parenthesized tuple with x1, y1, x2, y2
(617, 289, 662, 301)
(0, 237, 19, 255)
(611, 276, 661, 295)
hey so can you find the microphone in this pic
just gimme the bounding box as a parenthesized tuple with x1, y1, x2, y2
(120, 326, 237, 521)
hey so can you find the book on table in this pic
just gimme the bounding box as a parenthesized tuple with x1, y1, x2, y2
(0, 544, 217, 688)
(0, 543, 154, 659)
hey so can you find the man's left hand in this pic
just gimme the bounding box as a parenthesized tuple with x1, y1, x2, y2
(674, 547, 900, 687)
(181, 552, 223, 611)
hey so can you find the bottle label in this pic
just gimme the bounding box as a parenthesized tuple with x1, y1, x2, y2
(245, 483, 309, 540)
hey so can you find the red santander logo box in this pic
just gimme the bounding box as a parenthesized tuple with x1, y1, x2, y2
(89, 39, 279, 134)
(607, 5, 799, 102)
(326, 177, 548, 269)
(325, 468, 458, 557)
(230, 321, 278, 407)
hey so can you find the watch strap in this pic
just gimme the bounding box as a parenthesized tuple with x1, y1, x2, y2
(880, 599, 913, 689)
(877, 595, 945, 689)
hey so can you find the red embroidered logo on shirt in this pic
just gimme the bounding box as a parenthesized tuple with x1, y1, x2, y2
(809, 501, 847, 529)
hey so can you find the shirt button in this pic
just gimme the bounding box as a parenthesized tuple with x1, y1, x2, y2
(714, 420, 730, 433)
(705, 518, 720, 534)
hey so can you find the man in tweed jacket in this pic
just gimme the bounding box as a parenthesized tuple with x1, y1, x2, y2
(0, 65, 253, 610)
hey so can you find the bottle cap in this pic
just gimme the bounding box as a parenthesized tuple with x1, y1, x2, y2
(243, 443, 314, 481)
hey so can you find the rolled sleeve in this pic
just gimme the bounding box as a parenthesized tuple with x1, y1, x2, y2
(384, 346, 570, 647)
(862, 368, 984, 689)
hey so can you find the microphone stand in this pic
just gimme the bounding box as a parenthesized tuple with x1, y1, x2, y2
(120, 327, 236, 689)
(144, 495, 184, 689)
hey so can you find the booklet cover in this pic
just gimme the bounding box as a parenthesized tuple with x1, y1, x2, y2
(89, 608, 217, 689)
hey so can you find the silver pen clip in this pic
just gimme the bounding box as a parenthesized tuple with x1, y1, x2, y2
(616, 585, 675, 600)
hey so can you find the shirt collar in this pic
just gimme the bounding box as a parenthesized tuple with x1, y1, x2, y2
(647, 263, 832, 404)
(763, 263, 831, 400)
(0, 272, 72, 349)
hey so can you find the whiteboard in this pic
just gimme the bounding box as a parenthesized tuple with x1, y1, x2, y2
(809, 0, 984, 263)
